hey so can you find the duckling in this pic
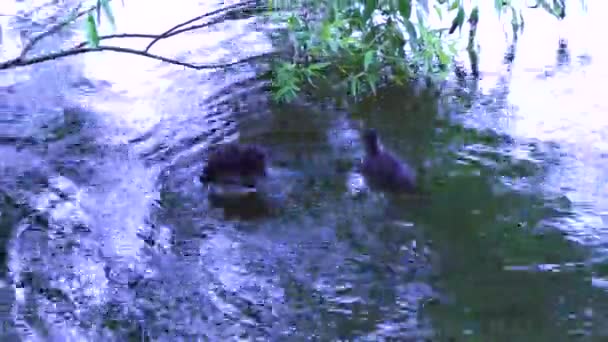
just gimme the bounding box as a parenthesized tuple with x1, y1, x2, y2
(361, 128, 417, 193)
(200, 143, 267, 188)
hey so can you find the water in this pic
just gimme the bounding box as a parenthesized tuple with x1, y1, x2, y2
(0, 0, 606, 340)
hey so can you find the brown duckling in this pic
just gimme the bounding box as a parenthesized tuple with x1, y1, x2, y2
(361, 128, 417, 193)
(200, 143, 267, 188)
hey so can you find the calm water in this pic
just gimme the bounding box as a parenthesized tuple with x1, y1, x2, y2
(0, 0, 606, 340)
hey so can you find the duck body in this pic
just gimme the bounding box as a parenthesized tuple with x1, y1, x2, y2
(200, 143, 287, 219)
(361, 129, 417, 193)
(200, 143, 267, 188)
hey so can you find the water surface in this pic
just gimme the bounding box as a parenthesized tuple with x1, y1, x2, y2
(0, 0, 606, 340)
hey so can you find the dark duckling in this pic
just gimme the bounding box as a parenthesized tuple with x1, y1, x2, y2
(361, 128, 417, 193)
(200, 143, 267, 188)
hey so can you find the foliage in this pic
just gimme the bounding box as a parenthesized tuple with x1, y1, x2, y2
(23, 0, 577, 103)
(266, 0, 574, 103)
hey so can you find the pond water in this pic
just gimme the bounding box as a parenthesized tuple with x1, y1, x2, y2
(0, 0, 606, 340)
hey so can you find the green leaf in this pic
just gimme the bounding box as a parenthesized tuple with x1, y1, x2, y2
(437, 47, 450, 66)
(363, 50, 375, 71)
(308, 62, 330, 71)
(287, 15, 299, 30)
(552, 0, 565, 18)
(433, 4, 443, 20)
(451, 5, 465, 34)
(495, 0, 504, 14)
(100, 0, 116, 29)
(469, 6, 479, 25)
(536, 0, 555, 16)
(274, 85, 298, 103)
(449, 0, 459, 11)
(320, 21, 331, 42)
(86, 13, 100, 47)
(350, 76, 359, 96)
(366, 73, 378, 94)
(398, 0, 412, 20)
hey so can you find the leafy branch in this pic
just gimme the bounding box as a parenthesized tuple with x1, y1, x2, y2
(268, 0, 581, 103)
(1, 0, 277, 71)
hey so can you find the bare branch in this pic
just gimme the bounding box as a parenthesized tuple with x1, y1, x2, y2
(155, 17, 225, 42)
(144, 0, 259, 52)
(74, 33, 160, 48)
(1, 44, 277, 70)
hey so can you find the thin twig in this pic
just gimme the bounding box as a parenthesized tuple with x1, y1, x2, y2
(156, 5, 271, 43)
(1, 45, 277, 70)
(19, 3, 84, 60)
(74, 33, 160, 48)
(144, 0, 258, 52)
(159, 17, 225, 41)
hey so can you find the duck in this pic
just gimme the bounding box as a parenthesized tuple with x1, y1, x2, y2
(361, 128, 417, 193)
(200, 143, 268, 190)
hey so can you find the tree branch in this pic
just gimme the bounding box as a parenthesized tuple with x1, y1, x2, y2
(144, 0, 260, 52)
(1, 45, 277, 70)
(1, 0, 278, 72)
(73, 33, 160, 49)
